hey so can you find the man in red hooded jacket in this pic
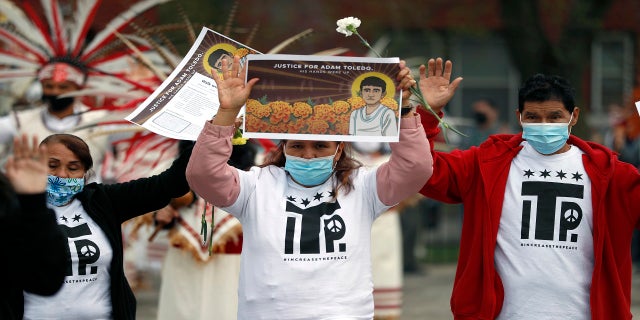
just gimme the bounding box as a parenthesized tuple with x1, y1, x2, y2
(417, 57, 640, 319)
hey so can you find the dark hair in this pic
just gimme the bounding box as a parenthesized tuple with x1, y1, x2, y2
(518, 74, 575, 113)
(40, 134, 93, 171)
(260, 141, 362, 197)
(208, 48, 232, 69)
(360, 76, 386, 93)
(475, 97, 498, 110)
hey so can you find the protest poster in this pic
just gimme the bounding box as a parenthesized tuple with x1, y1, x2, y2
(242, 54, 402, 142)
(125, 27, 259, 140)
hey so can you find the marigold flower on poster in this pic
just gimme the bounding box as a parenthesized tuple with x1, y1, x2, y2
(308, 119, 330, 134)
(287, 120, 305, 133)
(332, 100, 351, 114)
(292, 101, 313, 118)
(234, 47, 250, 58)
(380, 96, 399, 111)
(334, 121, 349, 135)
(247, 114, 270, 132)
(347, 96, 366, 109)
(313, 104, 333, 117)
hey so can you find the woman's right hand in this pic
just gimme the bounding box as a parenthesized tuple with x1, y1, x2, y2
(4, 134, 48, 194)
(211, 56, 259, 126)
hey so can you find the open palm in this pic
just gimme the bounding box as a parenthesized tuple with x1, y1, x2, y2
(418, 58, 463, 114)
(4, 135, 48, 194)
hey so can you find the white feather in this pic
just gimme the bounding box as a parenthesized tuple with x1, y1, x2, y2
(81, 0, 173, 60)
(40, 0, 67, 53)
(68, 0, 100, 56)
(59, 89, 143, 100)
(0, 30, 49, 61)
(0, 52, 41, 68)
(267, 28, 313, 54)
(0, 69, 38, 80)
(0, 0, 53, 53)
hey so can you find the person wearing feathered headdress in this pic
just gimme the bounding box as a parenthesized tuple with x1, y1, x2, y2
(0, 0, 172, 177)
(0, 58, 110, 178)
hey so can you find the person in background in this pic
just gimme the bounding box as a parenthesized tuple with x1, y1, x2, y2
(352, 141, 405, 320)
(186, 57, 432, 319)
(155, 141, 257, 320)
(460, 98, 511, 149)
(21, 133, 191, 320)
(0, 61, 109, 179)
(0, 134, 69, 320)
(418, 57, 640, 319)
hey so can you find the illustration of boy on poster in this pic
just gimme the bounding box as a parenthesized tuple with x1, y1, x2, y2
(242, 54, 401, 142)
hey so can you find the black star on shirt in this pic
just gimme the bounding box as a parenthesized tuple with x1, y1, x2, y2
(60, 216, 68, 223)
(313, 192, 324, 201)
(572, 172, 583, 181)
(287, 195, 296, 202)
(301, 198, 311, 207)
(556, 170, 567, 180)
(72, 214, 82, 222)
(523, 169, 535, 178)
(328, 190, 336, 198)
(539, 169, 551, 178)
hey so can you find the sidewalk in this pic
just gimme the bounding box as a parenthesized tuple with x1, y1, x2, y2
(135, 262, 640, 319)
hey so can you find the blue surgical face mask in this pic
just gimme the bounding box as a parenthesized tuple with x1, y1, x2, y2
(521, 115, 572, 155)
(46, 175, 85, 207)
(284, 145, 339, 187)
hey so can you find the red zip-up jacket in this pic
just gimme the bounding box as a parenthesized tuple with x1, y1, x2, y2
(418, 109, 640, 319)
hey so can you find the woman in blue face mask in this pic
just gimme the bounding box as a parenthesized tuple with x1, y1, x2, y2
(186, 57, 433, 319)
(21, 133, 192, 320)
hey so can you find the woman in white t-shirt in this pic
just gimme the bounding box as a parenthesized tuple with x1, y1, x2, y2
(21, 133, 192, 320)
(186, 57, 433, 320)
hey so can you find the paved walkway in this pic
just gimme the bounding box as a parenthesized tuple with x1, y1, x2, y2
(135, 262, 640, 319)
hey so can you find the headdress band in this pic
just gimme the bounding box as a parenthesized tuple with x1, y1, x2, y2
(37, 62, 85, 87)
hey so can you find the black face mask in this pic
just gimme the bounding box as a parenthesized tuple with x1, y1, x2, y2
(42, 95, 75, 112)
(473, 112, 488, 126)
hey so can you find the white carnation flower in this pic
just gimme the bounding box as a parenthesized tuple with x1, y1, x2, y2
(336, 17, 361, 36)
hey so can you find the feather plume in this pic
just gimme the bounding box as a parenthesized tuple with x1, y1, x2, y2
(0, 29, 48, 63)
(223, 0, 239, 36)
(40, 0, 67, 55)
(81, 0, 173, 61)
(312, 48, 350, 56)
(114, 32, 167, 81)
(0, 0, 50, 52)
(267, 29, 314, 54)
(0, 70, 39, 81)
(20, 2, 56, 52)
(128, 23, 178, 70)
(178, 5, 196, 44)
(244, 23, 260, 47)
(69, 0, 101, 57)
(0, 50, 42, 68)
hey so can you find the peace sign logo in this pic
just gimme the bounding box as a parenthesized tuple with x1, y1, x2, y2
(79, 244, 98, 257)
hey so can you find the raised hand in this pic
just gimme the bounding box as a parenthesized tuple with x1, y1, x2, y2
(4, 134, 49, 194)
(418, 57, 463, 114)
(211, 56, 259, 126)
